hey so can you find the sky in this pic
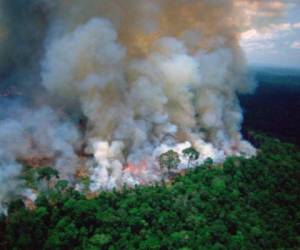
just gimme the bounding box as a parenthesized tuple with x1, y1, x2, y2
(0, 0, 299, 70)
(241, 1, 300, 69)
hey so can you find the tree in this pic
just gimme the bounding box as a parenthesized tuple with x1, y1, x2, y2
(86, 233, 112, 249)
(37, 167, 59, 189)
(182, 147, 199, 167)
(159, 150, 181, 172)
(55, 180, 69, 192)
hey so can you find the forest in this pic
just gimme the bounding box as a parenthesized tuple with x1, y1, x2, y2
(0, 1, 299, 249)
(0, 133, 299, 250)
(241, 67, 300, 146)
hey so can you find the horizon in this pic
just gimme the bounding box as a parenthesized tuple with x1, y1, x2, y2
(248, 63, 300, 71)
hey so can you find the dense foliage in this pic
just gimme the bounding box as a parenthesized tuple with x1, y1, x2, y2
(159, 150, 181, 171)
(240, 68, 300, 146)
(0, 134, 299, 250)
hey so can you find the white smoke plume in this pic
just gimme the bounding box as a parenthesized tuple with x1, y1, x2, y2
(1, 0, 291, 210)
(41, 0, 257, 190)
(0, 103, 79, 211)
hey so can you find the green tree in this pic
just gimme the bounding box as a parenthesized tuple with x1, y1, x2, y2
(183, 147, 199, 166)
(159, 150, 181, 172)
(86, 233, 112, 249)
(37, 167, 59, 189)
(55, 180, 69, 192)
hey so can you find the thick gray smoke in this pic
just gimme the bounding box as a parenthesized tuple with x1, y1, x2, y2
(41, 0, 257, 190)
(0, 102, 79, 213)
(0, 0, 291, 211)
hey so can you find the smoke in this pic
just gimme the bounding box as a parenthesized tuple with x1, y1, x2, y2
(0, 0, 290, 210)
(0, 102, 80, 211)
(0, 0, 51, 98)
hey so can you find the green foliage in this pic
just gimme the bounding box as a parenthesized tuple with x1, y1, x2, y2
(183, 147, 199, 162)
(81, 176, 91, 192)
(23, 166, 60, 191)
(159, 150, 181, 171)
(86, 233, 112, 249)
(37, 167, 59, 182)
(0, 134, 299, 249)
(22, 166, 39, 189)
(7, 199, 25, 214)
(55, 180, 69, 192)
(183, 147, 199, 167)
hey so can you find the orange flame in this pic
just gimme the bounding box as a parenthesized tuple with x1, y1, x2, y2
(124, 160, 149, 185)
(124, 160, 148, 175)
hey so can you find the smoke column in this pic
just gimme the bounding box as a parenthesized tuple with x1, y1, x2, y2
(0, 0, 291, 212)
(41, 0, 257, 189)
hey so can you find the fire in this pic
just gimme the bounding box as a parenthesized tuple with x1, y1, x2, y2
(124, 160, 150, 185)
(124, 160, 148, 175)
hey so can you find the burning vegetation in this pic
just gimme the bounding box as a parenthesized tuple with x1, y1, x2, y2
(0, 0, 294, 212)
